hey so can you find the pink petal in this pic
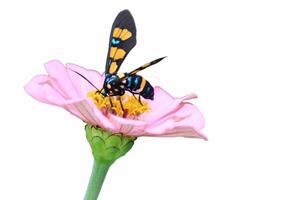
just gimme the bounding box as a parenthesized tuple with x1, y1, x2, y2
(25, 74, 77, 106)
(107, 115, 147, 136)
(142, 86, 197, 123)
(110, 114, 146, 127)
(66, 63, 104, 96)
(25, 75, 54, 105)
(65, 63, 116, 128)
(143, 103, 206, 139)
(158, 127, 206, 139)
(44, 60, 81, 99)
(67, 100, 100, 125)
(92, 106, 117, 131)
(24, 62, 104, 125)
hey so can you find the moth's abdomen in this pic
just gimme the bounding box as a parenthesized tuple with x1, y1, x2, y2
(126, 75, 154, 100)
(126, 75, 141, 91)
(140, 81, 154, 100)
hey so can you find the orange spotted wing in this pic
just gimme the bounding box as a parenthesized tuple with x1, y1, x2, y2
(105, 10, 137, 74)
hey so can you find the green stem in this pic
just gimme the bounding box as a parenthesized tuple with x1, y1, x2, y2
(84, 160, 112, 200)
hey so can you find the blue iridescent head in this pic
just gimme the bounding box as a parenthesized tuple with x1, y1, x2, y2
(102, 74, 125, 97)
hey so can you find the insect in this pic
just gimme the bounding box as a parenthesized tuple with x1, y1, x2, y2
(72, 10, 165, 110)
(100, 10, 165, 104)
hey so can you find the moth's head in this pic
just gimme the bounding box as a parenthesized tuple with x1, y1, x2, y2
(102, 74, 124, 96)
(105, 74, 118, 87)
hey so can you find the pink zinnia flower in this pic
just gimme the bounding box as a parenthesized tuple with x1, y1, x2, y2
(24, 60, 206, 140)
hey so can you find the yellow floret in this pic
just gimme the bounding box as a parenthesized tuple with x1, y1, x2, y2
(87, 91, 150, 117)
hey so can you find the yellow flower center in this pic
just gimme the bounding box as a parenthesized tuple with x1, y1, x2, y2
(87, 90, 150, 117)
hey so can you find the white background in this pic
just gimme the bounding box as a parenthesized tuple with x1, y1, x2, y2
(0, 0, 300, 199)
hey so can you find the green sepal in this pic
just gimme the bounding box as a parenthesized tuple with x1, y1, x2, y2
(85, 124, 136, 163)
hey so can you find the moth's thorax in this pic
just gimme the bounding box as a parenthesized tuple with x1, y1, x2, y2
(102, 73, 126, 96)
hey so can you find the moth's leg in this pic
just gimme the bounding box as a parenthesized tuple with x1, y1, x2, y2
(128, 91, 142, 105)
(138, 95, 143, 106)
(109, 97, 114, 107)
(95, 88, 104, 95)
(131, 92, 138, 100)
(118, 96, 124, 111)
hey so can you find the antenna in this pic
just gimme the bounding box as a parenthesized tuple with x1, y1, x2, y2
(69, 69, 102, 92)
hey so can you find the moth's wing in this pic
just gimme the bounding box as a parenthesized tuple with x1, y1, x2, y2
(105, 10, 137, 74)
(118, 57, 166, 84)
(127, 57, 166, 76)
